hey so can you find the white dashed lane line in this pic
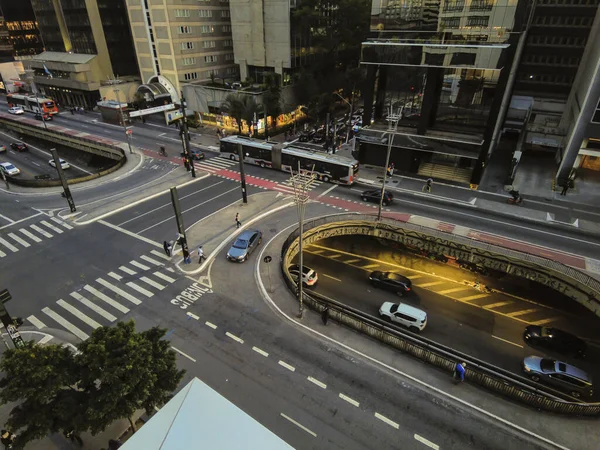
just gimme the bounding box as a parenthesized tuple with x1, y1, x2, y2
(307, 376, 327, 389)
(278, 360, 296, 372)
(280, 413, 317, 438)
(252, 346, 269, 357)
(375, 412, 399, 429)
(339, 393, 360, 407)
(226, 332, 244, 344)
(171, 346, 196, 363)
(205, 321, 217, 329)
(414, 434, 440, 449)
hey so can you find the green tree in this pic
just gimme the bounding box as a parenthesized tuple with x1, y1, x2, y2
(240, 95, 261, 137)
(262, 73, 282, 139)
(220, 93, 245, 134)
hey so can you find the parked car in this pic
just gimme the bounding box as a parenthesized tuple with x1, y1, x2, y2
(288, 264, 318, 287)
(49, 158, 70, 170)
(369, 271, 412, 296)
(180, 149, 205, 160)
(379, 301, 427, 332)
(523, 326, 587, 358)
(0, 145, 6, 153)
(8, 106, 24, 115)
(522, 356, 593, 398)
(361, 189, 393, 206)
(0, 162, 20, 176)
(10, 142, 28, 152)
(226, 229, 262, 262)
(35, 113, 52, 121)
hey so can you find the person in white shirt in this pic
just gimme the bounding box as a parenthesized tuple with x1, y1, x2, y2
(198, 245, 205, 263)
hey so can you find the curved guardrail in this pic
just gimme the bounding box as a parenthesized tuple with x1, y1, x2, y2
(280, 213, 600, 416)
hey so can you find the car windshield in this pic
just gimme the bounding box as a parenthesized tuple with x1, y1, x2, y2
(232, 239, 248, 249)
(5, 164, 15, 170)
(540, 359, 555, 372)
(387, 273, 404, 281)
(389, 304, 399, 313)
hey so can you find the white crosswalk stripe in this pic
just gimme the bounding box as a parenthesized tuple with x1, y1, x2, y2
(8, 232, 30, 247)
(139, 276, 166, 290)
(50, 217, 73, 229)
(83, 285, 130, 313)
(96, 278, 142, 305)
(140, 255, 163, 266)
(19, 228, 42, 243)
(108, 272, 122, 281)
(27, 315, 46, 329)
(126, 281, 154, 297)
(0, 236, 19, 252)
(130, 260, 151, 271)
(119, 265, 137, 275)
(42, 307, 89, 341)
(150, 249, 171, 261)
(41, 220, 64, 234)
(57, 299, 102, 329)
(38, 335, 54, 345)
(30, 224, 53, 238)
(153, 271, 177, 283)
(70, 292, 117, 321)
(0, 249, 5, 257)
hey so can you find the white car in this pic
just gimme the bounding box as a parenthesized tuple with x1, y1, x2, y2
(379, 301, 427, 332)
(0, 145, 6, 153)
(0, 162, 20, 176)
(8, 106, 24, 115)
(49, 158, 70, 170)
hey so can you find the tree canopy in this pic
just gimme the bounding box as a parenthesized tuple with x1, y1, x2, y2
(0, 321, 185, 449)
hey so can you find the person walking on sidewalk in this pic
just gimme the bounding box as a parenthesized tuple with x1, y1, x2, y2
(235, 212, 241, 228)
(422, 178, 433, 193)
(163, 240, 172, 257)
(1, 429, 15, 449)
(63, 429, 83, 446)
(197, 245, 206, 264)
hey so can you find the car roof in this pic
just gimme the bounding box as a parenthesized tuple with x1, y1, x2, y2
(1, 162, 14, 167)
(394, 303, 427, 320)
(557, 361, 592, 382)
(238, 229, 259, 240)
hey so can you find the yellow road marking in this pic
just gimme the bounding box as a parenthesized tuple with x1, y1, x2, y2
(436, 287, 471, 295)
(507, 308, 538, 317)
(483, 301, 513, 309)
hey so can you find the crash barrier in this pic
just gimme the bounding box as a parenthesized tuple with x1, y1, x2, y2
(281, 213, 600, 316)
(280, 213, 600, 415)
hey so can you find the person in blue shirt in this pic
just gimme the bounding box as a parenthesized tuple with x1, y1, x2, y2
(454, 362, 466, 383)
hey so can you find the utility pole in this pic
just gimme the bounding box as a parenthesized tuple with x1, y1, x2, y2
(378, 105, 401, 221)
(179, 91, 196, 178)
(237, 143, 248, 204)
(0, 289, 25, 349)
(51, 148, 76, 213)
(170, 187, 190, 262)
(114, 89, 133, 154)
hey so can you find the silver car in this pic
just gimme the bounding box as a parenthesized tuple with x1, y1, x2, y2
(226, 229, 262, 262)
(522, 355, 593, 398)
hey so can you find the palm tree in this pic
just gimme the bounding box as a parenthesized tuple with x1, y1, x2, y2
(262, 73, 282, 140)
(240, 96, 261, 137)
(220, 94, 245, 134)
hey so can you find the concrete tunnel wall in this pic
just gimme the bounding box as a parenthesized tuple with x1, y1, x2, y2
(282, 214, 600, 317)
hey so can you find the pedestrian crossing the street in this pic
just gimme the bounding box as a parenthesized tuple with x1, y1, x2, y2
(25, 249, 179, 340)
(0, 217, 73, 257)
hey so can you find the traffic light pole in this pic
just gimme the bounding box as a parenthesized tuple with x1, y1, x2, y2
(170, 187, 190, 261)
(180, 91, 196, 178)
(114, 89, 133, 154)
(51, 148, 76, 213)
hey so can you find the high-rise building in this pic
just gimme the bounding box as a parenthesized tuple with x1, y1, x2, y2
(125, 0, 238, 105)
(23, 0, 139, 108)
(359, 0, 529, 184)
(0, 1, 44, 58)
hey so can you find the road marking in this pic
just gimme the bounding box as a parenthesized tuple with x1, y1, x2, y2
(327, 254, 341, 259)
(56, 299, 102, 329)
(140, 254, 164, 266)
(186, 312, 199, 320)
(252, 346, 269, 357)
(0, 249, 5, 257)
(30, 223, 53, 238)
(50, 217, 73, 229)
(83, 285, 130, 313)
(205, 321, 217, 329)
(38, 335, 54, 345)
(375, 412, 399, 429)
(119, 265, 137, 275)
(226, 332, 244, 344)
(40, 220, 64, 234)
(139, 276, 166, 290)
(344, 258, 360, 263)
(530, 317, 560, 326)
(153, 271, 176, 283)
(42, 307, 89, 341)
(309, 249, 325, 255)
(307, 376, 327, 389)
(130, 260, 151, 271)
(484, 301, 513, 309)
(70, 292, 117, 321)
(107, 272, 122, 281)
(126, 281, 154, 298)
(0, 212, 43, 231)
(339, 393, 360, 407)
(278, 360, 296, 372)
(318, 184, 338, 198)
(457, 294, 489, 302)
(414, 434, 439, 449)
(19, 228, 42, 243)
(171, 346, 196, 362)
(8, 232, 30, 247)
(416, 281, 446, 288)
(362, 263, 379, 269)
(98, 220, 162, 248)
(150, 249, 171, 260)
(27, 315, 46, 329)
(0, 237, 19, 252)
(0, 213, 14, 223)
(507, 308, 538, 317)
(492, 335, 523, 348)
(323, 274, 342, 281)
(437, 286, 470, 295)
(96, 278, 143, 305)
(280, 413, 317, 438)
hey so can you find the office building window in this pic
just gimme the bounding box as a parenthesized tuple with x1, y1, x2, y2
(203, 40, 216, 48)
(222, 25, 232, 32)
(205, 55, 218, 63)
(225, 53, 234, 60)
(467, 16, 489, 27)
(223, 40, 232, 47)
(199, 10, 213, 18)
(226, 67, 236, 75)
(443, 1, 465, 12)
(469, 0, 494, 11)
(201, 25, 214, 33)
(184, 72, 198, 80)
(221, 11, 230, 18)
(181, 42, 195, 50)
(183, 57, 197, 65)
(175, 9, 190, 18)
(178, 26, 193, 34)
(441, 18, 461, 28)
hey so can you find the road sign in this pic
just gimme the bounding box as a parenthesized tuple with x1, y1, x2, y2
(0, 289, 11, 304)
(6, 324, 24, 348)
(129, 103, 175, 117)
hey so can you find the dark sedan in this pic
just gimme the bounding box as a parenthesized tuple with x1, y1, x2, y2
(35, 113, 52, 121)
(181, 149, 205, 160)
(361, 189, 393, 206)
(369, 271, 412, 297)
(226, 229, 262, 262)
(523, 326, 587, 358)
(10, 142, 28, 152)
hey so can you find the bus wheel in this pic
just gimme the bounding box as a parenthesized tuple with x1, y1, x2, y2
(260, 162, 266, 168)
(322, 175, 330, 183)
(230, 155, 236, 161)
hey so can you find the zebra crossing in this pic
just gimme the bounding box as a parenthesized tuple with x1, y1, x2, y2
(26, 249, 179, 341)
(193, 156, 238, 174)
(277, 177, 324, 194)
(0, 217, 73, 257)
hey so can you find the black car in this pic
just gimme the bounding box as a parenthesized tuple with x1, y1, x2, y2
(523, 326, 587, 358)
(34, 113, 52, 121)
(181, 149, 205, 160)
(10, 142, 28, 152)
(361, 189, 393, 206)
(369, 271, 412, 296)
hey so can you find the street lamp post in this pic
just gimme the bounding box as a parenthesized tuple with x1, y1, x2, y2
(334, 91, 353, 144)
(377, 105, 401, 221)
(114, 89, 133, 154)
(180, 91, 196, 178)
